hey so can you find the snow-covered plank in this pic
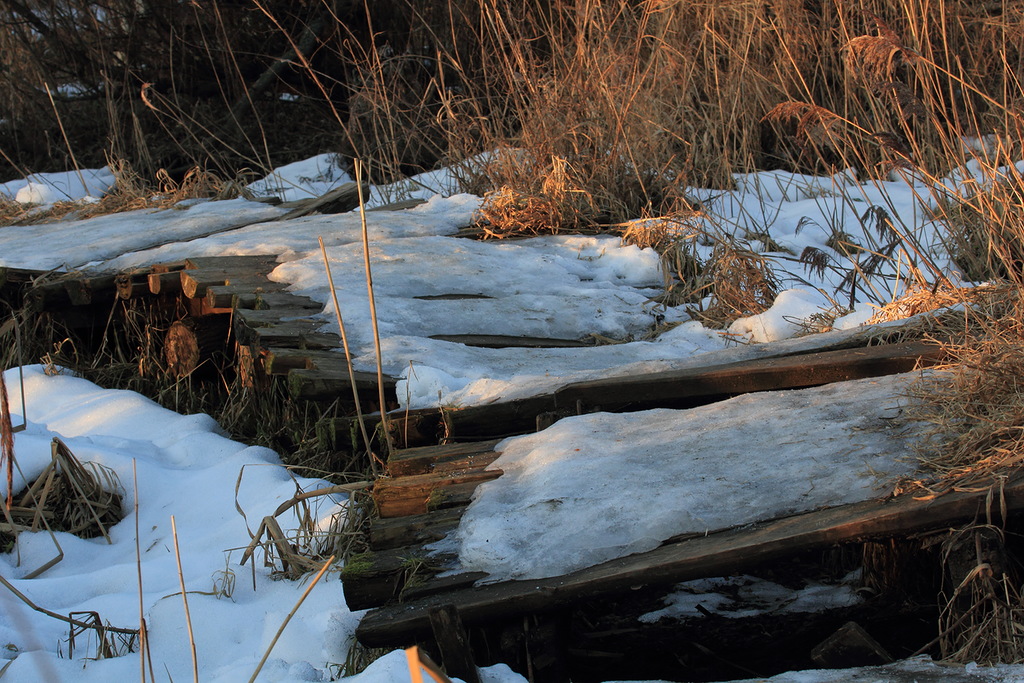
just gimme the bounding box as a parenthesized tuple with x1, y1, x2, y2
(355, 473, 1024, 647)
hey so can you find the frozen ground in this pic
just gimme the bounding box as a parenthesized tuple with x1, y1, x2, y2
(1, 157, 1020, 681)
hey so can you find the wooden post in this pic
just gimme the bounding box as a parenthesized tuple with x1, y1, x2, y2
(428, 605, 480, 683)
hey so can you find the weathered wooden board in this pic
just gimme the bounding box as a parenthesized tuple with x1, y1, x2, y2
(286, 367, 396, 402)
(183, 255, 278, 271)
(181, 271, 281, 299)
(274, 181, 369, 216)
(321, 341, 942, 450)
(429, 334, 593, 349)
(205, 287, 315, 311)
(148, 270, 183, 294)
(369, 507, 467, 551)
(356, 473, 1023, 647)
(387, 440, 503, 478)
(343, 548, 463, 611)
(373, 467, 504, 519)
(553, 340, 944, 412)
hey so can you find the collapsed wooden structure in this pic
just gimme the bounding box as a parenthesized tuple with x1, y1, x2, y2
(4, 247, 1014, 681)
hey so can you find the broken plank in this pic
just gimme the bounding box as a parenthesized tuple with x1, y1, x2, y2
(429, 334, 592, 349)
(387, 440, 503, 478)
(356, 472, 1024, 648)
(553, 340, 944, 413)
(369, 507, 467, 551)
(274, 181, 369, 217)
(373, 468, 503, 519)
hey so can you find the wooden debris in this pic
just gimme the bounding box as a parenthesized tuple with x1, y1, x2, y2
(429, 605, 480, 683)
(321, 341, 943, 451)
(373, 465, 503, 519)
(355, 472, 1024, 647)
(810, 621, 893, 668)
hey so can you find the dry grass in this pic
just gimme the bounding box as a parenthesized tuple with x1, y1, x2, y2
(899, 290, 1024, 487)
(690, 243, 780, 329)
(0, 162, 250, 226)
(937, 524, 1024, 665)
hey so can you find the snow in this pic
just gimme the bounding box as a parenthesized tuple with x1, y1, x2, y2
(638, 571, 864, 623)
(1, 167, 115, 204)
(1, 156, 1021, 681)
(444, 373, 922, 582)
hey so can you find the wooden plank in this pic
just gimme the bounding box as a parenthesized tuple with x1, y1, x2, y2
(553, 341, 944, 412)
(233, 309, 339, 350)
(356, 473, 1024, 648)
(387, 440, 503, 478)
(183, 254, 278, 271)
(342, 548, 460, 611)
(429, 605, 480, 683)
(148, 270, 183, 295)
(287, 367, 396, 402)
(205, 286, 314, 310)
(234, 308, 323, 328)
(274, 181, 369, 217)
(180, 270, 228, 299)
(369, 508, 466, 551)
(373, 468, 504, 518)
(317, 396, 559, 450)
(429, 334, 592, 349)
(235, 322, 339, 350)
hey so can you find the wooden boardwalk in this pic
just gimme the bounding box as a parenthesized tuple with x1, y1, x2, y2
(341, 340, 959, 643)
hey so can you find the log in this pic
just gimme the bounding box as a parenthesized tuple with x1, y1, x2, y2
(164, 315, 232, 377)
(355, 473, 1024, 647)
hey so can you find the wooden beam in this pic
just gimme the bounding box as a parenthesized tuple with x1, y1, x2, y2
(428, 334, 592, 349)
(429, 605, 480, 683)
(553, 340, 945, 412)
(387, 440, 503, 478)
(373, 467, 503, 518)
(356, 473, 1023, 647)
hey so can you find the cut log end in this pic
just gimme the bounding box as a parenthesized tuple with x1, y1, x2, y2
(164, 315, 231, 378)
